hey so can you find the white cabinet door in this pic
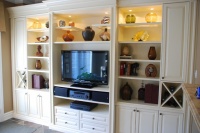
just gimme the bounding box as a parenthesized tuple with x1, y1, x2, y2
(116, 106, 136, 133)
(14, 18, 27, 70)
(136, 109, 158, 133)
(28, 92, 40, 118)
(158, 111, 183, 133)
(162, 2, 189, 82)
(15, 90, 28, 115)
(39, 92, 50, 121)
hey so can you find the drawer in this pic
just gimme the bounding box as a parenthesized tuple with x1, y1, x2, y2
(55, 107, 79, 119)
(80, 121, 108, 133)
(80, 112, 108, 125)
(55, 116, 79, 129)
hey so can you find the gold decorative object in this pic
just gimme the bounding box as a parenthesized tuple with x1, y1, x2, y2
(145, 12, 157, 23)
(133, 31, 149, 41)
(125, 14, 136, 23)
(32, 21, 42, 29)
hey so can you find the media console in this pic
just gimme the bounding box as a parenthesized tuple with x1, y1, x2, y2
(53, 86, 109, 103)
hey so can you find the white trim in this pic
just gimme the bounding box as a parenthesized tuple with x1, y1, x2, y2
(0, 32, 4, 122)
(3, 111, 13, 121)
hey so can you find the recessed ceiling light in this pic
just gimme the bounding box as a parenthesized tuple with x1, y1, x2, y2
(129, 10, 132, 12)
(150, 8, 154, 10)
(68, 15, 71, 18)
(105, 12, 108, 14)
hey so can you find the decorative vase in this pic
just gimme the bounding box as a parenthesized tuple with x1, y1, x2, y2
(68, 21, 75, 26)
(45, 21, 49, 28)
(125, 14, 136, 23)
(82, 26, 95, 41)
(36, 45, 43, 57)
(148, 46, 156, 60)
(59, 20, 66, 27)
(145, 12, 157, 23)
(62, 30, 74, 41)
(35, 60, 42, 69)
(138, 83, 145, 100)
(120, 82, 133, 100)
(99, 28, 110, 41)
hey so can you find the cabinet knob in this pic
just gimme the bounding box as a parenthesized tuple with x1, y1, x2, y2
(137, 110, 139, 112)
(162, 77, 164, 79)
(160, 113, 162, 115)
(92, 117, 95, 120)
(133, 109, 136, 112)
(92, 128, 95, 130)
(65, 122, 67, 124)
(65, 112, 67, 114)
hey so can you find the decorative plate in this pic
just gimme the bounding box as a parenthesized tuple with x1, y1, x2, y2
(145, 64, 157, 77)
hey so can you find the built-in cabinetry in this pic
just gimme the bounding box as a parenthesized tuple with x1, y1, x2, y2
(8, 0, 196, 133)
(115, 1, 193, 133)
(10, 5, 50, 125)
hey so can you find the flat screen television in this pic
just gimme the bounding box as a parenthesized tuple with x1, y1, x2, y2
(61, 50, 109, 87)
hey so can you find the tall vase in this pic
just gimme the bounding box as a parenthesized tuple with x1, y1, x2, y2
(35, 60, 42, 69)
(148, 46, 156, 60)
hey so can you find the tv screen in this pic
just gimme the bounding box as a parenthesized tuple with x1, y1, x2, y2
(61, 50, 109, 85)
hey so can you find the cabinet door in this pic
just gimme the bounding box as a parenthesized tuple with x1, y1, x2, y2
(136, 109, 158, 133)
(158, 111, 183, 133)
(39, 92, 50, 121)
(115, 106, 136, 133)
(14, 18, 27, 70)
(15, 90, 28, 115)
(28, 92, 40, 118)
(162, 2, 189, 82)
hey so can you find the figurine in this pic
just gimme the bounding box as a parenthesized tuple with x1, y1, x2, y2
(131, 63, 139, 76)
(99, 28, 110, 41)
(36, 45, 43, 57)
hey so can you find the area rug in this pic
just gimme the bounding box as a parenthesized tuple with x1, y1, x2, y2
(0, 121, 37, 133)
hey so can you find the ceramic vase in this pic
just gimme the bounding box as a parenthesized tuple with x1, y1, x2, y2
(82, 26, 95, 41)
(35, 60, 42, 69)
(148, 46, 156, 60)
(62, 30, 74, 41)
(120, 82, 133, 100)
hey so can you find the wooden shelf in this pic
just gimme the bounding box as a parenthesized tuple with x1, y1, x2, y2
(119, 59, 161, 63)
(118, 75, 160, 81)
(54, 95, 109, 105)
(92, 24, 111, 29)
(28, 69, 49, 73)
(27, 28, 49, 32)
(55, 26, 83, 31)
(28, 43, 49, 45)
(27, 56, 49, 59)
(54, 41, 110, 44)
(118, 41, 161, 44)
(118, 22, 162, 28)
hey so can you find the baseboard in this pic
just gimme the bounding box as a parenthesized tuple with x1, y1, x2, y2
(3, 111, 13, 121)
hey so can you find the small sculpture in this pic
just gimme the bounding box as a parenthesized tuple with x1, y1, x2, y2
(36, 36, 49, 42)
(99, 28, 110, 41)
(69, 21, 75, 26)
(132, 31, 149, 41)
(101, 16, 110, 24)
(62, 30, 74, 41)
(59, 20, 66, 27)
(36, 45, 43, 57)
(121, 46, 130, 56)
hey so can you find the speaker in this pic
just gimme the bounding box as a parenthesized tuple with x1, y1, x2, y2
(92, 91, 109, 103)
(54, 86, 68, 97)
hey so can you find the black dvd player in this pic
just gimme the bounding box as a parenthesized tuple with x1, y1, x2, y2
(70, 101, 98, 111)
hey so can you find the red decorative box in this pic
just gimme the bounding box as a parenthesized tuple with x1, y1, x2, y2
(32, 74, 44, 89)
(144, 84, 159, 104)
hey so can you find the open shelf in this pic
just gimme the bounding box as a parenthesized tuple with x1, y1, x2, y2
(117, 99, 158, 107)
(28, 43, 49, 45)
(119, 75, 160, 81)
(118, 22, 162, 28)
(27, 28, 49, 32)
(119, 59, 161, 63)
(55, 26, 83, 31)
(118, 41, 161, 44)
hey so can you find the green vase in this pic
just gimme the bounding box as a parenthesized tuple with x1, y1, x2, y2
(126, 14, 136, 23)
